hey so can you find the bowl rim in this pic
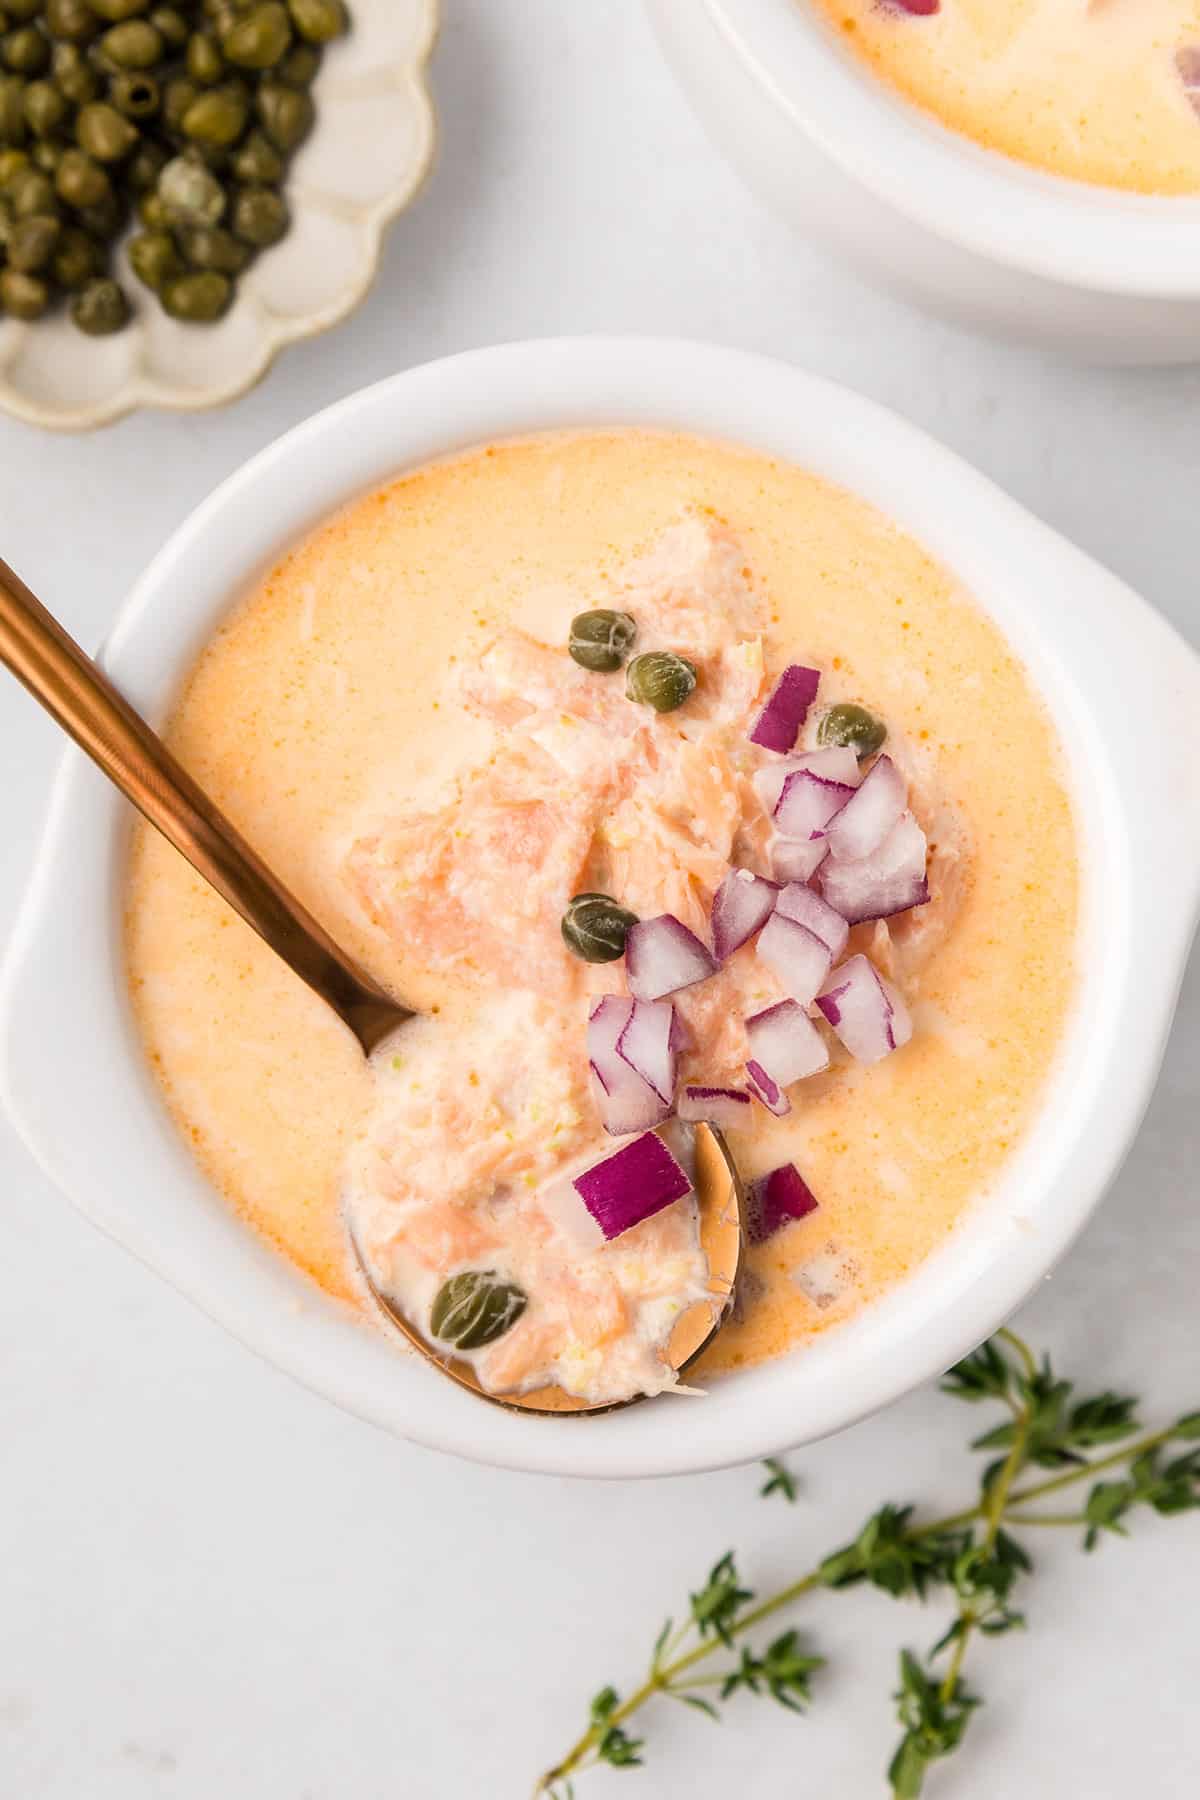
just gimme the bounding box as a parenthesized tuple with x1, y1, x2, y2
(705, 0, 1200, 297)
(4, 335, 1200, 1479)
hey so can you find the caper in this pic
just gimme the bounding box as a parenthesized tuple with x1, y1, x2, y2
(181, 83, 247, 147)
(161, 265, 230, 319)
(157, 151, 225, 224)
(625, 650, 699, 714)
(561, 892, 639, 965)
(46, 0, 102, 40)
(77, 100, 140, 162)
(2, 26, 50, 77)
(8, 211, 60, 271)
(126, 136, 166, 189)
(222, 2, 291, 69)
(0, 144, 26, 182)
(31, 139, 63, 173)
(186, 29, 224, 84)
(161, 75, 198, 133)
(23, 80, 69, 138)
(429, 1270, 528, 1352)
(230, 125, 280, 182)
(75, 188, 124, 235)
(127, 225, 179, 287)
(568, 608, 637, 674)
(277, 41, 318, 84)
(288, 0, 347, 44)
(52, 222, 103, 287)
(88, 0, 152, 21)
(110, 71, 160, 118)
(136, 186, 166, 227)
(255, 78, 310, 149)
(176, 220, 248, 271)
(57, 147, 111, 209)
(0, 73, 27, 143)
(100, 19, 164, 69)
(816, 702, 888, 761)
(149, 7, 190, 51)
(70, 274, 131, 333)
(230, 180, 283, 245)
(0, 265, 49, 318)
(9, 165, 56, 215)
(52, 42, 100, 106)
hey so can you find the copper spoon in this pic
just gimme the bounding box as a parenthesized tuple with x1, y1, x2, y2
(0, 555, 743, 1413)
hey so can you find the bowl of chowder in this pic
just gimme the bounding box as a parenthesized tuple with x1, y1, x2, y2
(3, 338, 1198, 1478)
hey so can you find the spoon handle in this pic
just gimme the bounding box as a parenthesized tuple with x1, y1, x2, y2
(0, 557, 408, 1054)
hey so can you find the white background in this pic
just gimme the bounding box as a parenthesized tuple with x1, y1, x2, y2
(2, 4, 1198, 1796)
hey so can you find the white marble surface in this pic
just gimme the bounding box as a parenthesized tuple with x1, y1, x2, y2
(1, 4, 1198, 1796)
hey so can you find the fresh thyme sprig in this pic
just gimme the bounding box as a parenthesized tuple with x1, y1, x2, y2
(535, 1329, 1200, 1800)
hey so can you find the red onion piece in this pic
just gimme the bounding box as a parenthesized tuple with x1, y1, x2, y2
(588, 996, 670, 1134)
(774, 769, 856, 842)
(815, 954, 913, 1064)
(573, 1131, 693, 1240)
(746, 999, 829, 1086)
(769, 835, 829, 884)
(756, 911, 832, 1006)
(746, 1163, 819, 1244)
(753, 746, 860, 818)
(616, 1000, 678, 1105)
(677, 1085, 754, 1130)
(626, 913, 718, 1001)
(748, 665, 821, 753)
(775, 881, 850, 963)
(1179, 47, 1200, 115)
(746, 1059, 791, 1117)
(888, 0, 939, 14)
(825, 754, 905, 862)
(818, 811, 930, 924)
(711, 867, 780, 962)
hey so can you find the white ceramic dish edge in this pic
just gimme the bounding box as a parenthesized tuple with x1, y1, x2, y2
(3, 337, 1200, 1479)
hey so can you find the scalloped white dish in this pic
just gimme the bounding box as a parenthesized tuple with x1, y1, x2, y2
(0, 0, 436, 431)
(3, 340, 1200, 1479)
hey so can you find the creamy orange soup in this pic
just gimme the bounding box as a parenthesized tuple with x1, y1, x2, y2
(125, 430, 1078, 1395)
(811, 0, 1200, 194)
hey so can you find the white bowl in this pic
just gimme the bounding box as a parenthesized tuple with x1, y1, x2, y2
(648, 0, 1200, 364)
(3, 338, 1199, 1478)
(0, 0, 436, 431)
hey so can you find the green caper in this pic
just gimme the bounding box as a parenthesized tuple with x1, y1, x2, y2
(186, 29, 225, 84)
(136, 186, 166, 227)
(9, 165, 56, 215)
(222, 2, 291, 69)
(561, 893, 639, 965)
(162, 75, 198, 133)
(2, 26, 50, 77)
(429, 1270, 528, 1352)
(230, 180, 284, 244)
(277, 41, 318, 84)
(816, 702, 888, 761)
(23, 80, 69, 138)
(157, 152, 225, 224)
(8, 212, 60, 271)
(126, 137, 166, 190)
(128, 225, 180, 287)
(110, 71, 160, 118)
(181, 83, 247, 147)
(52, 42, 100, 106)
(0, 144, 26, 182)
(31, 140, 63, 173)
(0, 74, 27, 143)
(288, 0, 347, 44)
(70, 274, 131, 333)
(100, 19, 164, 70)
(175, 220, 248, 271)
(568, 608, 637, 674)
(161, 265, 230, 319)
(149, 7, 190, 51)
(625, 650, 699, 714)
(0, 265, 49, 318)
(46, 0, 102, 40)
(75, 188, 125, 236)
(255, 78, 310, 149)
(58, 150, 110, 209)
(77, 100, 140, 162)
(88, 0, 152, 21)
(230, 126, 280, 182)
(52, 222, 103, 287)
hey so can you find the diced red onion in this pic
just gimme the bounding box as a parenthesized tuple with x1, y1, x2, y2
(746, 1162, 819, 1244)
(588, 995, 670, 1134)
(775, 881, 850, 962)
(888, 0, 938, 14)
(756, 911, 832, 1007)
(711, 868, 779, 962)
(573, 1130, 693, 1241)
(626, 913, 718, 1001)
(1179, 47, 1200, 115)
(753, 746, 860, 817)
(677, 1085, 754, 1130)
(825, 754, 905, 863)
(746, 1000, 829, 1086)
(746, 1059, 791, 1117)
(774, 769, 856, 842)
(815, 954, 913, 1064)
(769, 835, 829, 884)
(616, 1000, 678, 1105)
(818, 811, 930, 924)
(748, 665, 821, 753)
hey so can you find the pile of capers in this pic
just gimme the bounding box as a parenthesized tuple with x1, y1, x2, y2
(0, 0, 348, 334)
